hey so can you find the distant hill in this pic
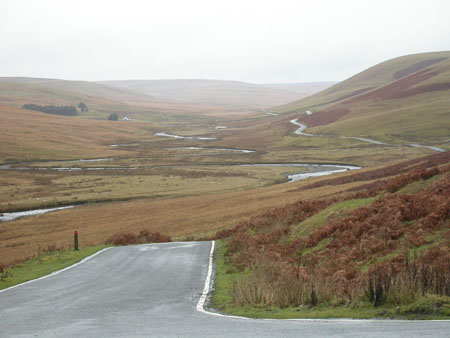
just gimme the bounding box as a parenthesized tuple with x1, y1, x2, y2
(262, 82, 337, 96)
(273, 51, 450, 141)
(0, 77, 158, 107)
(0, 77, 247, 118)
(0, 104, 146, 162)
(98, 79, 308, 110)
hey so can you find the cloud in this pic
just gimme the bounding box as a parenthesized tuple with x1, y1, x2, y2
(1, 0, 449, 82)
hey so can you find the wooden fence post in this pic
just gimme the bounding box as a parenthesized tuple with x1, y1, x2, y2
(74, 231, 79, 251)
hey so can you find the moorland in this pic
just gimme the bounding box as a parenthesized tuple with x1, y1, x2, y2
(0, 51, 448, 318)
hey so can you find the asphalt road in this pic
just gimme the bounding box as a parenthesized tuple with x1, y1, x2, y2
(0, 241, 449, 337)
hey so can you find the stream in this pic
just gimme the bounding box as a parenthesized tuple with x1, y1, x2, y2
(184, 147, 255, 154)
(155, 132, 217, 140)
(242, 163, 360, 182)
(0, 206, 74, 222)
(1, 126, 365, 222)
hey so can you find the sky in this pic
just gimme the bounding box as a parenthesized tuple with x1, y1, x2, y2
(1, 0, 450, 83)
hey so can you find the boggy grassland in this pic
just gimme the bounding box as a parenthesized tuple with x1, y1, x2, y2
(0, 97, 443, 267)
(0, 99, 438, 267)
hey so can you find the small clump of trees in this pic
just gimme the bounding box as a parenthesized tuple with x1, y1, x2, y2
(108, 112, 119, 121)
(22, 104, 78, 116)
(78, 102, 88, 112)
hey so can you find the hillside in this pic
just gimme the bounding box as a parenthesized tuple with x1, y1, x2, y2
(212, 151, 450, 319)
(0, 77, 249, 122)
(0, 104, 150, 162)
(273, 52, 450, 143)
(262, 82, 336, 96)
(98, 79, 305, 110)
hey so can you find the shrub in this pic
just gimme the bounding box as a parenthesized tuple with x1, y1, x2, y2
(106, 230, 171, 246)
(108, 112, 119, 121)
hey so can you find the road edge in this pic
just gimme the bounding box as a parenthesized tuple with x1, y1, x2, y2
(196, 240, 450, 323)
(0, 247, 112, 294)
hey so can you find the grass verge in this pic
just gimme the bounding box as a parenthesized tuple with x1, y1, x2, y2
(0, 245, 110, 290)
(211, 240, 450, 319)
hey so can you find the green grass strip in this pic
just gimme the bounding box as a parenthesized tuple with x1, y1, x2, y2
(0, 245, 110, 290)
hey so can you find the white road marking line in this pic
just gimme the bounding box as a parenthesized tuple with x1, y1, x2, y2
(165, 243, 199, 250)
(0, 247, 112, 294)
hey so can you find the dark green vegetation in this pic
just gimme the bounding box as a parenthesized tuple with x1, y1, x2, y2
(212, 152, 450, 319)
(108, 112, 119, 120)
(77, 102, 88, 112)
(0, 245, 109, 290)
(22, 103, 78, 116)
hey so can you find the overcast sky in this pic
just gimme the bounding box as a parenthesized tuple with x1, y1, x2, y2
(1, 0, 449, 83)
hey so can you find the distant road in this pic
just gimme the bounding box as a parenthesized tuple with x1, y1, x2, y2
(0, 242, 448, 337)
(289, 118, 445, 151)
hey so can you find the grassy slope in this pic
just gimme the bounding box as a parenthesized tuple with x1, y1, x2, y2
(211, 156, 450, 319)
(272, 51, 450, 142)
(0, 78, 249, 123)
(0, 104, 151, 162)
(0, 77, 155, 103)
(262, 82, 337, 96)
(212, 240, 450, 319)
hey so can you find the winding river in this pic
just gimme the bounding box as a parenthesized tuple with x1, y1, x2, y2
(0, 206, 74, 222)
(1, 125, 365, 222)
(242, 163, 360, 182)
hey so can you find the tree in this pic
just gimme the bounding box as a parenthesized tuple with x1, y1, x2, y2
(78, 102, 88, 112)
(22, 104, 77, 116)
(108, 112, 119, 121)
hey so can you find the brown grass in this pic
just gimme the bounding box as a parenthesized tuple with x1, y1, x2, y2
(0, 168, 366, 266)
(0, 104, 151, 162)
(394, 58, 447, 79)
(217, 160, 450, 308)
(106, 230, 171, 245)
(299, 108, 350, 127)
(344, 70, 440, 103)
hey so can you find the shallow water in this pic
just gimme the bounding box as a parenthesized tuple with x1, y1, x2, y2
(242, 163, 361, 182)
(155, 132, 217, 140)
(184, 147, 255, 154)
(0, 206, 74, 222)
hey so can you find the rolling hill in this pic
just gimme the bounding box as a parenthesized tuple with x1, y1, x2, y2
(262, 82, 337, 96)
(0, 77, 254, 122)
(0, 104, 150, 162)
(98, 79, 307, 110)
(273, 51, 450, 143)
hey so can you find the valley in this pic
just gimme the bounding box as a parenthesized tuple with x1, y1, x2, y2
(0, 52, 448, 320)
